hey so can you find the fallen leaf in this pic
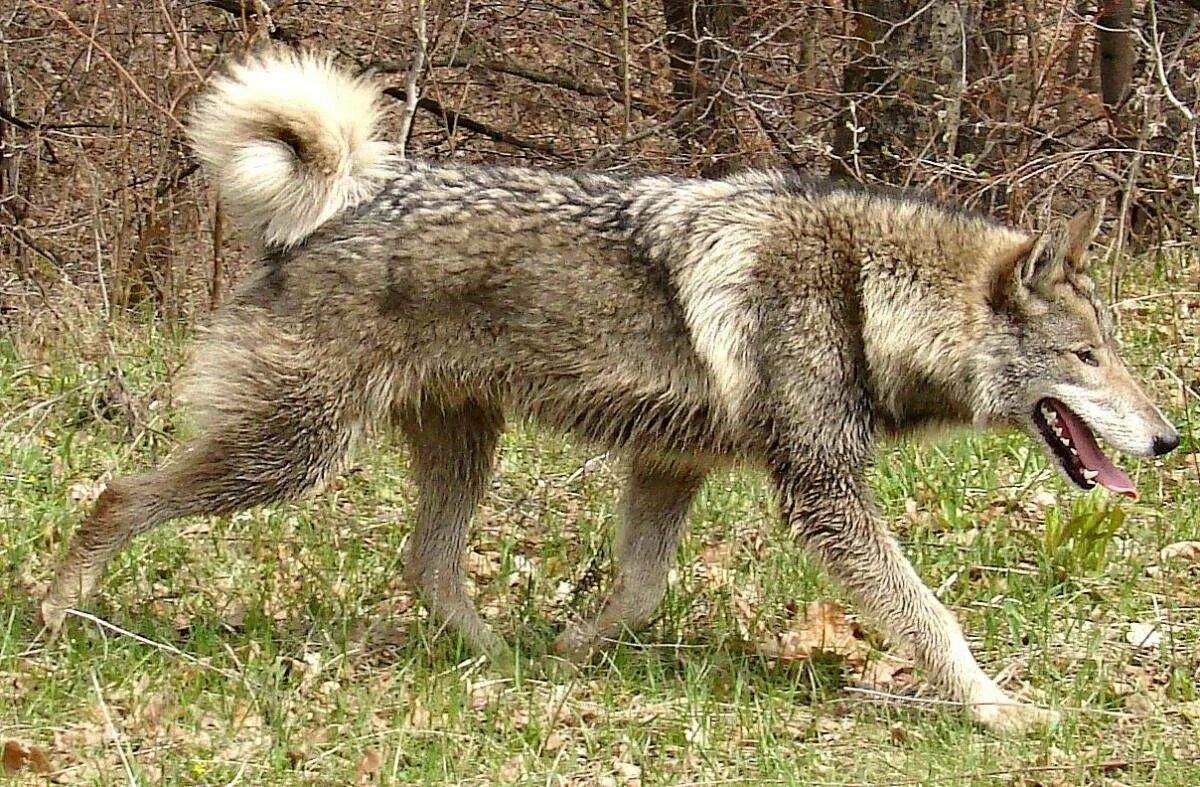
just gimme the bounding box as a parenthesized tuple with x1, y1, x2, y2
(2, 740, 51, 775)
(467, 550, 500, 579)
(613, 760, 642, 785)
(407, 702, 430, 729)
(543, 730, 566, 753)
(67, 477, 107, 506)
(355, 748, 382, 784)
(2, 741, 23, 774)
(468, 681, 502, 712)
(1125, 622, 1162, 649)
(1030, 490, 1058, 511)
(757, 601, 870, 664)
(1159, 541, 1200, 563)
(855, 652, 914, 691)
(498, 755, 524, 783)
(1124, 691, 1157, 715)
(694, 543, 735, 590)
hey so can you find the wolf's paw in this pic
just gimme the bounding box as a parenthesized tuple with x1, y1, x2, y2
(39, 595, 70, 638)
(551, 623, 601, 665)
(973, 699, 1060, 736)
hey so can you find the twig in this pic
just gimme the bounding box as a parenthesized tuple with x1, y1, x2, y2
(1142, 2, 1195, 123)
(382, 87, 560, 156)
(91, 670, 139, 786)
(396, 0, 427, 159)
(30, 2, 185, 132)
(67, 608, 251, 685)
(844, 685, 1133, 718)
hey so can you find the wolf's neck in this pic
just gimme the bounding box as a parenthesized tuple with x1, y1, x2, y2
(853, 200, 1022, 436)
(858, 232, 991, 436)
(862, 290, 980, 436)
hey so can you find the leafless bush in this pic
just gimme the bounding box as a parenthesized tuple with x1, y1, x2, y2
(2, 1, 1197, 321)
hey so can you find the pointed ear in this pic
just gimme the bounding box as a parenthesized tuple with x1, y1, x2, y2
(988, 236, 1032, 310)
(988, 231, 1065, 310)
(1064, 198, 1105, 270)
(1018, 230, 1064, 289)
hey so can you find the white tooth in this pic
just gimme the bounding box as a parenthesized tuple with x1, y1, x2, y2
(1070, 447, 1078, 456)
(1081, 469, 1099, 481)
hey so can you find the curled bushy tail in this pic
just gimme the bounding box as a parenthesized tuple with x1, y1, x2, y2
(188, 50, 394, 248)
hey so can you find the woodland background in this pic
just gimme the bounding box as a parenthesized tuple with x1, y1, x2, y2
(2, 3, 1200, 784)
(2, 0, 1198, 320)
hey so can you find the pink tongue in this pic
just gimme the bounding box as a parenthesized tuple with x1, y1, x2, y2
(1051, 401, 1138, 499)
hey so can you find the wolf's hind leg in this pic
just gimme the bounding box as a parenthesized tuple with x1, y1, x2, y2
(778, 471, 1057, 735)
(554, 456, 707, 662)
(399, 400, 508, 661)
(42, 388, 359, 632)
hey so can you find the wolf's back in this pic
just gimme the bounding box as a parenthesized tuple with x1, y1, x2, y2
(187, 51, 395, 248)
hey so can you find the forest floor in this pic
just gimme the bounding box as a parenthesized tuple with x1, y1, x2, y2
(2, 253, 1199, 785)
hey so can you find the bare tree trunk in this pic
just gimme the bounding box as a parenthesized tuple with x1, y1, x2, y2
(0, 37, 25, 277)
(1097, 0, 1134, 108)
(661, 0, 742, 177)
(829, 1, 882, 180)
(931, 1, 966, 159)
(830, 1, 965, 183)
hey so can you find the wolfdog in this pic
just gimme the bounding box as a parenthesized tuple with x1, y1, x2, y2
(42, 51, 1179, 734)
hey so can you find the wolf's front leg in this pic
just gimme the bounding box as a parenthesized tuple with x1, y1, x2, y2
(775, 465, 1057, 735)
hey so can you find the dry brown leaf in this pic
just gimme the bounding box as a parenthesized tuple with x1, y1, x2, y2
(2, 741, 23, 774)
(543, 730, 567, 753)
(694, 543, 735, 589)
(67, 476, 107, 506)
(467, 550, 500, 579)
(757, 601, 870, 664)
(1159, 541, 1200, 563)
(732, 592, 759, 641)
(407, 702, 431, 729)
(355, 748, 382, 784)
(854, 653, 914, 691)
(2, 740, 52, 775)
(498, 755, 524, 783)
(468, 681, 502, 712)
(613, 760, 642, 785)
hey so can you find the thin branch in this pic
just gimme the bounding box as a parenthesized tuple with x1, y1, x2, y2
(383, 87, 561, 157)
(91, 671, 139, 786)
(370, 53, 659, 116)
(397, 0, 427, 159)
(199, 0, 296, 42)
(30, 2, 185, 131)
(200, 0, 269, 15)
(0, 105, 33, 130)
(67, 608, 251, 684)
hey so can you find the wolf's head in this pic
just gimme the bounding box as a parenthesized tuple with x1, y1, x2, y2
(978, 201, 1178, 499)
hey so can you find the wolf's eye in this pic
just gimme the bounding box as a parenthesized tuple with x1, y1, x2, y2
(1074, 349, 1099, 367)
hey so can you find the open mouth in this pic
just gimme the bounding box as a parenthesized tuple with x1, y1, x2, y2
(1032, 398, 1137, 499)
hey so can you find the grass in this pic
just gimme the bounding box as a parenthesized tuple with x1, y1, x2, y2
(2, 257, 1199, 785)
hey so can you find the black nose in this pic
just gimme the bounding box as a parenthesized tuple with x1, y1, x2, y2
(1152, 431, 1180, 456)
